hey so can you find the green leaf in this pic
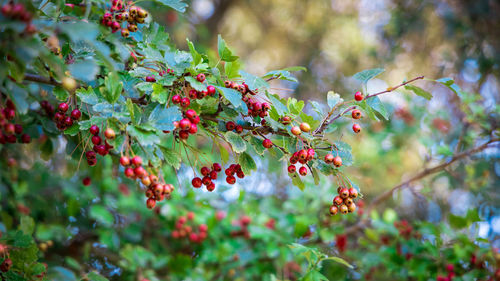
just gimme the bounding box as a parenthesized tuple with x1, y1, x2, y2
(327, 91, 342, 110)
(158, 145, 181, 169)
(353, 68, 384, 84)
(151, 83, 168, 104)
(217, 35, 239, 62)
(186, 39, 202, 65)
(366, 96, 388, 120)
(215, 86, 248, 114)
(53, 86, 69, 101)
(267, 92, 288, 116)
(323, 256, 353, 269)
(76, 86, 99, 105)
(104, 72, 123, 104)
(301, 270, 329, 281)
(19, 216, 35, 235)
(434, 77, 463, 98)
(64, 124, 80, 136)
(240, 70, 269, 91)
(290, 173, 305, 191)
(248, 136, 266, 156)
(282, 66, 307, 72)
(225, 60, 241, 79)
(405, 84, 432, 100)
(358, 100, 378, 121)
(68, 59, 99, 82)
(334, 141, 353, 166)
(126, 125, 160, 146)
(87, 271, 109, 281)
(449, 214, 467, 229)
(238, 152, 257, 175)
(148, 105, 182, 131)
(151, 0, 188, 12)
(185, 76, 207, 92)
(89, 205, 114, 227)
(225, 131, 246, 153)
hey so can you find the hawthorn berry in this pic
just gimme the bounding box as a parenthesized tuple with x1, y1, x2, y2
(344, 197, 354, 206)
(299, 166, 308, 176)
(145, 76, 156, 82)
(324, 153, 334, 164)
(124, 167, 134, 178)
(188, 89, 197, 99)
(64, 116, 73, 126)
(172, 95, 181, 104)
(347, 203, 356, 213)
(92, 135, 101, 145)
(179, 118, 191, 130)
(120, 156, 130, 166)
(207, 182, 215, 191)
(207, 85, 216, 96)
(202, 176, 212, 186)
(180, 97, 190, 107)
(333, 196, 343, 205)
(235, 125, 243, 134)
(339, 188, 349, 199)
(212, 163, 222, 172)
(226, 175, 236, 184)
(179, 130, 189, 139)
(20, 134, 31, 143)
(287, 165, 296, 173)
(333, 156, 342, 167)
(89, 125, 100, 135)
(329, 205, 338, 215)
(196, 73, 206, 82)
(82, 177, 91, 186)
(262, 138, 273, 148)
(71, 109, 81, 120)
(0, 258, 12, 272)
(281, 116, 291, 125)
(141, 177, 151, 186)
(105, 128, 116, 139)
(352, 109, 362, 119)
(299, 122, 311, 133)
(188, 123, 198, 134)
(291, 126, 301, 136)
(236, 170, 245, 178)
(354, 91, 364, 101)
(201, 166, 210, 176)
(14, 124, 23, 134)
(134, 166, 146, 178)
(58, 102, 69, 112)
(352, 123, 361, 133)
(348, 187, 358, 198)
(185, 109, 197, 120)
(339, 204, 348, 214)
(131, 155, 142, 166)
(146, 198, 156, 209)
(121, 28, 129, 37)
(226, 121, 236, 131)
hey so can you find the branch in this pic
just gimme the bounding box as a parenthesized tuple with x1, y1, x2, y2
(22, 73, 61, 86)
(314, 76, 425, 135)
(344, 138, 499, 235)
(365, 76, 424, 99)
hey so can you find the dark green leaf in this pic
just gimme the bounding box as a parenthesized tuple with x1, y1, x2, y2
(215, 86, 248, 114)
(76, 86, 100, 105)
(126, 125, 160, 146)
(148, 105, 182, 131)
(185, 76, 207, 91)
(366, 96, 388, 120)
(158, 145, 181, 169)
(238, 152, 257, 175)
(53, 86, 69, 101)
(89, 205, 114, 227)
(240, 70, 269, 91)
(64, 124, 80, 136)
(217, 35, 238, 62)
(187, 39, 202, 66)
(225, 131, 246, 153)
(151, 0, 188, 12)
(104, 72, 123, 104)
(225, 60, 241, 79)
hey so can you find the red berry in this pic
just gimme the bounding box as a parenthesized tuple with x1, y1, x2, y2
(196, 73, 206, 82)
(226, 175, 236, 184)
(212, 163, 222, 172)
(146, 198, 156, 209)
(58, 102, 69, 112)
(185, 109, 197, 120)
(82, 177, 91, 186)
(89, 125, 99, 135)
(180, 97, 190, 107)
(299, 122, 311, 133)
(207, 85, 216, 96)
(200, 166, 210, 176)
(299, 166, 307, 176)
(207, 182, 215, 191)
(105, 128, 116, 139)
(131, 155, 142, 166)
(210, 170, 218, 180)
(146, 76, 156, 82)
(86, 151, 96, 159)
(354, 91, 364, 101)
(348, 187, 358, 198)
(192, 177, 202, 188)
(179, 130, 189, 140)
(352, 123, 361, 133)
(235, 125, 243, 134)
(339, 188, 349, 199)
(281, 116, 291, 125)
(199, 224, 208, 232)
(324, 154, 334, 164)
(188, 89, 198, 99)
(20, 134, 31, 143)
(124, 167, 134, 178)
(188, 123, 198, 134)
(352, 109, 362, 119)
(202, 176, 212, 186)
(179, 118, 191, 130)
(262, 139, 273, 148)
(4, 123, 15, 134)
(291, 126, 301, 136)
(172, 95, 181, 104)
(240, 215, 251, 226)
(329, 205, 338, 215)
(91, 135, 102, 145)
(446, 264, 454, 272)
(191, 115, 200, 124)
(226, 121, 236, 131)
(134, 166, 146, 178)
(333, 196, 343, 205)
(71, 109, 81, 120)
(14, 124, 23, 134)
(120, 156, 130, 166)
(287, 165, 296, 173)
(333, 156, 342, 167)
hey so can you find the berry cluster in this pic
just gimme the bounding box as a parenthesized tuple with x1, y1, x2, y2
(120, 155, 174, 209)
(0, 2, 36, 34)
(223, 80, 270, 119)
(351, 92, 364, 133)
(230, 215, 252, 239)
(0, 100, 31, 144)
(50, 102, 81, 131)
(329, 186, 358, 215)
(290, 122, 311, 136)
(394, 220, 413, 239)
(171, 212, 208, 243)
(173, 109, 200, 140)
(101, 0, 148, 38)
(224, 163, 245, 185)
(436, 264, 456, 281)
(191, 163, 222, 191)
(171, 75, 215, 108)
(225, 121, 243, 134)
(324, 153, 343, 167)
(85, 125, 114, 166)
(288, 148, 315, 176)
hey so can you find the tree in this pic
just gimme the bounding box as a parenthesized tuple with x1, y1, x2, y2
(0, 1, 498, 280)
